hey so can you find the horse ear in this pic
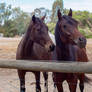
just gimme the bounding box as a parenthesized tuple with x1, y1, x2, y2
(41, 13, 46, 21)
(68, 8, 72, 17)
(57, 9, 62, 20)
(32, 15, 36, 23)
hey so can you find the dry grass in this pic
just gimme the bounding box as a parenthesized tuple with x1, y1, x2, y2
(0, 37, 92, 60)
(0, 38, 20, 59)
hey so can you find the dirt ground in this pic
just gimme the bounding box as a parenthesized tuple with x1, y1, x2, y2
(0, 37, 92, 92)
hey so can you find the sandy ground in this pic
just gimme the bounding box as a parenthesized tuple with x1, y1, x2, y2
(0, 37, 92, 92)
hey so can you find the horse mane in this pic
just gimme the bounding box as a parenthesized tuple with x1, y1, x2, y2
(55, 21, 65, 49)
(20, 21, 34, 57)
(55, 21, 67, 60)
(55, 21, 76, 61)
(63, 15, 78, 26)
(19, 17, 44, 58)
(55, 22, 61, 48)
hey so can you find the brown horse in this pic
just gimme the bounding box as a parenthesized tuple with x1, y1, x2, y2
(16, 15, 55, 92)
(53, 9, 89, 92)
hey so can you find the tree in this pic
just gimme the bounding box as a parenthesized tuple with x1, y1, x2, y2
(11, 7, 31, 35)
(0, 3, 12, 25)
(4, 20, 18, 37)
(51, 0, 64, 22)
(0, 4, 31, 37)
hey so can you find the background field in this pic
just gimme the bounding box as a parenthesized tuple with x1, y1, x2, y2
(0, 37, 92, 92)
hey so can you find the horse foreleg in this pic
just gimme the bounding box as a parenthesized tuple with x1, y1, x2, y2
(34, 72, 41, 92)
(67, 76, 77, 92)
(79, 81, 84, 92)
(18, 70, 26, 92)
(79, 74, 85, 92)
(53, 73, 64, 92)
(43, 72, 48, 92)
(52, 73, 57, 92)
(55, 81, 63, 92)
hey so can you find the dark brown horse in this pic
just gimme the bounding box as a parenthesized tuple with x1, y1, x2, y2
(53, 9, 89, 92)
(16, 15, 55, 92)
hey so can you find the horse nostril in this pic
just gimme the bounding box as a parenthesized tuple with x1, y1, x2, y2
(78, 37, 87, 48)
(49, 44, 55, 51)
(79, 37, 83, 41)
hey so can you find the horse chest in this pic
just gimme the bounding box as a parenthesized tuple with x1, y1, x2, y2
(57, 45, 77, 61)
(32, 43, 51, 60)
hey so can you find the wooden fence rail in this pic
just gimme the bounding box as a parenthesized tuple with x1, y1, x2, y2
(0, 60, 92, 74)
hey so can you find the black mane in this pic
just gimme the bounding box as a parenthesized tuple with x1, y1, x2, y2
(63, 15, 78, 26)
(55, 19, 76, 61)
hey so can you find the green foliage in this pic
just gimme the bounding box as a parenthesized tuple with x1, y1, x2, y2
(47, 23, 55, 34)
(0, 2, 92, 38)
(79, 27, 92, 38)
(0, 26, 5, 34)
(12, 10, 30, 35)
(0, 3, 30, 37)
(4, 20, 18, 37)
(0, 3, 12, 24)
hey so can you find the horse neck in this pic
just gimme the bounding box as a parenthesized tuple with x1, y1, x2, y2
(21, 26, 34, 58)
(58, 43, 71, 60)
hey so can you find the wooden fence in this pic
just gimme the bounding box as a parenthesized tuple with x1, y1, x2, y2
(0, 60, 92, 74)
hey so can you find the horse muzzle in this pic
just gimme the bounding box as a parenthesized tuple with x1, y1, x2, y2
(73, 37, 87, 48)
(49, 44, 55, 52)
(45, 43, 55, 52)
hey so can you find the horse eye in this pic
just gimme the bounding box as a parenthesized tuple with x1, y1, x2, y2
(63, 25, 67, 29)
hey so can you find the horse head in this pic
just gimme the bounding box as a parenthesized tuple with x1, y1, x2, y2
(28, 15, 55, 52)
(57, 8, 86, 48)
